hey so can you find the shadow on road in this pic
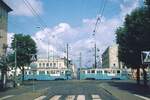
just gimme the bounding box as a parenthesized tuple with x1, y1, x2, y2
(107, 80, 150, 98)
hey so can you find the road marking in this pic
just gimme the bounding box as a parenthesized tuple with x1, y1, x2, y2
(134, 94, 150, 100)
(66, 95, 75, 100)
(0, 95, 14, 100)
(77, 95, 85, 100)
(49, 95, 61, 100)
(92, 95, 102, 100)
(34, 95, 46, 100)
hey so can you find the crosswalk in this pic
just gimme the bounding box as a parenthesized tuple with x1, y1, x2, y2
(34, 94, 102, 100)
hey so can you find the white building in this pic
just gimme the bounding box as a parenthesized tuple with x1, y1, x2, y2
(102, 44, 123, 69)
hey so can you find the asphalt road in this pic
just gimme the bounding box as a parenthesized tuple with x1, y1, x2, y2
(0, 80, 117, 100)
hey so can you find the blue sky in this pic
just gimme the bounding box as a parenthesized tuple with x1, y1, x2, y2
(4, 0, 143, 67)
(6, 0, 132, 34)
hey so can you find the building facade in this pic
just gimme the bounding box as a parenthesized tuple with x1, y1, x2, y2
(24, 57, 77, 79)
(102, 44, 123, 69)
(0, 1, 12, 57)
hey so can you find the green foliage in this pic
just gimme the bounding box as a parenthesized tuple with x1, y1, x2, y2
(116, 4, 150, 68)
(11, 34, 37, 69)
(145, 0, 150, 8)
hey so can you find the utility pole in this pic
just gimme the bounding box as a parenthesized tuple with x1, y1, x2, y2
(66, 43, 69, 68)
(94, 43, 97, 68)
(53, 49, 54, 68)
(14, 36, 17, 87)
(48, 39, 49, 62)
(79, 52, 82, 80)
(79, 52, 82, 69)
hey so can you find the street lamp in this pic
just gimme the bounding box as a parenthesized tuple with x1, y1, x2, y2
(30, 62, 37, 92)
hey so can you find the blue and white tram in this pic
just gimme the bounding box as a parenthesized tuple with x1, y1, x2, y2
(24, 68, 72, 80)
(80, 68, 128, 80)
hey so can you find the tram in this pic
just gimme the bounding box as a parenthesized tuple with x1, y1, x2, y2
(79, 68, 129, 80)
(24, 68, 72, 80)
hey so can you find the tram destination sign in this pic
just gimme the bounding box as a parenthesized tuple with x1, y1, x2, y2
(141, 51, 150, 64)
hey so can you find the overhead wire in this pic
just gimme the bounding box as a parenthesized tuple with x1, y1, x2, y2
(23, 0, 47, 30)
(90, 0, 108, 67)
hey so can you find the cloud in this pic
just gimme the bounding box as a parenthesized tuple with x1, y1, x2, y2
(7, 0, 142, 67)
(3, 0, 43, 16)
(120, 0, 140, 19)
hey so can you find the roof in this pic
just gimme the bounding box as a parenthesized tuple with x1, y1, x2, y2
(0, 0, 12, 12)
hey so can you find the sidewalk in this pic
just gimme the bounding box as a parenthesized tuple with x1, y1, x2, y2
(100, 80, 150, 100)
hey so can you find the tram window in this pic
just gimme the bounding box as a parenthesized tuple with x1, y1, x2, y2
(51, 70, 55, 74)
(87, 70, 90, 73)
(97, 71, 102, 74)
(47, 71, 50, 74)
(82, 71, 85, 74)
(91, 70, 95, 73)
(104, 70, 107, 74)
(113, 70, 116, 73)
(117, 70, 120, 74)
(39, 71, 45, 75)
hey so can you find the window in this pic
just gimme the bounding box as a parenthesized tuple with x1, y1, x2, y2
(46, 63, 49, 67)
(50, 63, 52, 67)
(117, 70, 120, 74)
(104, 70, 108, 74)
(54, 63, 56, 67)
(39, 63, 41, 67)
(97, 70, 102, 74)
(91, 70, 95, 73)
(59, 63, 61, 67)
(39, 71, 45, 75)
(43, 63, 45, 67)
(82, 71, 85, 74)
(87, 70, 90, 73)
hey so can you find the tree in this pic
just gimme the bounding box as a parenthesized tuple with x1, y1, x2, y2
(116, 1, 150, 85)
(0, 45, 13, 89)
(11, 34, 37, 83)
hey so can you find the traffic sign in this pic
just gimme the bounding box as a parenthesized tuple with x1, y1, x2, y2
(31, 54, 37, 62)
(141, 51, 150, 64)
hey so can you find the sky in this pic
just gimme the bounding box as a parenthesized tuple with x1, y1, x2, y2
(4, 0, 144, 67)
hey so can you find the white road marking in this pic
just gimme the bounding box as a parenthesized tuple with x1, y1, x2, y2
(66, 95, 75, 100)
(0, 95, 14, 100)
(92, 95, 102, 100)
(49, 95, 61, 100)
(134, 94, 150, 100)
(34, 95, 46, 100)
(77, 95, 85, 100)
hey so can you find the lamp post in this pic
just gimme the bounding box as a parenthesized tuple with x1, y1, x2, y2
(30, 61, 37, 92)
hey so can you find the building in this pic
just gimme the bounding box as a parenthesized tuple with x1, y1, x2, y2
(0, 0, 12, 56)
(102, 44, 123, 69)
(24, 57, 77, 79)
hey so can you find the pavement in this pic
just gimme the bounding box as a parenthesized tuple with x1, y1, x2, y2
(0, 80, 150, 100)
